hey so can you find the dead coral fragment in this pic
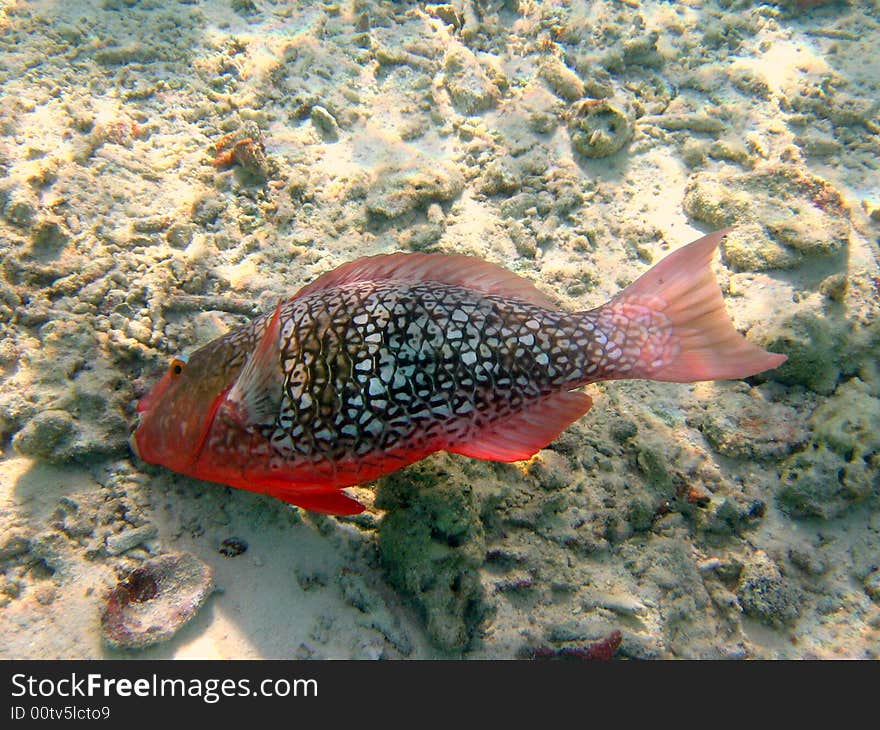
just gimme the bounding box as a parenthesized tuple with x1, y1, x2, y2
(443, 46, 501, 115)
(366, 163, 464, 219)
(100, 552, 214, 650)
(567, 98, 632, 158)
(683, 163, 849, 271)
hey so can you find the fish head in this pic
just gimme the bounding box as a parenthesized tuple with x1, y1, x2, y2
(131, 347, 234, 473)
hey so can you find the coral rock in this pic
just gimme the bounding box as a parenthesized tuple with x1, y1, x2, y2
(567, 98, 632, 158)
(100, 552, 214, 650)
(443, 46, 501, 115)
(683, 163, 850, 272)
(736, 551, 801, 625)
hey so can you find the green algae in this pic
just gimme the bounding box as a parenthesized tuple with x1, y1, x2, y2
(778, 378, 880, 520)
(376, 455, 487, 652)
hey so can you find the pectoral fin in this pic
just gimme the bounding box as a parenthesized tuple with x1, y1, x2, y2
(224, 300, 284, 425)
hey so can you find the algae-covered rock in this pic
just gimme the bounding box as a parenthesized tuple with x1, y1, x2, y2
(478, 154, 525, 196)
(30, 217, 70, 258)
(309, 105, 340, 142)
(635, 444, 673, 497)
(778, 378, 880, 519)
(539, 57, 584, 102)
(758, 310, 847, 395)
(811, 378, 880, 458)
(0, 531, 32, 561)
(443, 46, 501, 115)
(630, 537, 713, 647)
(703, 496, 766, 535)
(683, 163, 850, 272)
(105, 524, 159, 556)
(567, 98, 632, 158)
(692, 387, 809, 460)
(719, 223, 802, 271)
(644, 112, 726, 135)
(2, 187, 37, 228)
(736, 550, 801, 625)
(625, 498, 654, 532)
(231, 0, 259, 17)
(785, 75, 878, 129)
(366, 163, 464, 219)
(376, 455, 487, 652)
(12, 410, 77, 461)
(778, 445, 876, 520)
(865, 569, 880, 603)
(12, 391, 129, 464)
(752, 267, 878, 396)
(621, 31, 664, 69)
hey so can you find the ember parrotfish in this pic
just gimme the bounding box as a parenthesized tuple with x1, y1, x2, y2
(131, 229, 786, 515)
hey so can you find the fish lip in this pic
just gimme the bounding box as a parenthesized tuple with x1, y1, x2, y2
(129, 431, 141, 460)
(128, 413, 143, 460)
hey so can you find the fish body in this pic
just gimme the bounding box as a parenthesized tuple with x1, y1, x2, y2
(132, 230, 786, 514)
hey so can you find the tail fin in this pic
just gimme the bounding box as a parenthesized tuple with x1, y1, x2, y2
(600, 229, 786, 382)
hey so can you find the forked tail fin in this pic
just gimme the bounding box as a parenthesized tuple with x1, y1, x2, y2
(596, 229, 786, 383)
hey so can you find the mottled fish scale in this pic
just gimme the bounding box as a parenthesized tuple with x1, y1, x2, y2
(203, 280, 646, 482)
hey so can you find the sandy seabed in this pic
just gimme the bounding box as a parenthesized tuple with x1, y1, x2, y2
(0, 0, 878, 659)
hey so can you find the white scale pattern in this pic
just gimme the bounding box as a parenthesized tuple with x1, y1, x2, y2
(196, 279, 665, 473)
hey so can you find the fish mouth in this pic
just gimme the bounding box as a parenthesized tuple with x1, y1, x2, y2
(128, 413, 143, 460)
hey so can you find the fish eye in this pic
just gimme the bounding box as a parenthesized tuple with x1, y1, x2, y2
(169, 356, 188, 377)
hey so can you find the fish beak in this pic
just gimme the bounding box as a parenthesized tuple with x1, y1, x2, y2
(129, 431, 141, 460)
(129, 414, 142, 460)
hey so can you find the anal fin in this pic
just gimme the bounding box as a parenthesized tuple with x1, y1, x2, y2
(448, 390, 593, 462)
(277, 488, 366, 515)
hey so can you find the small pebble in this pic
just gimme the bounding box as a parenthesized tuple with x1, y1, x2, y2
(310, 105, 340, 141)
(218, 537, 248, 558)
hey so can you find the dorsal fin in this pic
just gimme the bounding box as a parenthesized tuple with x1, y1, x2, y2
(222, 300, 283, 425)
(448, 390, 593, 462)
(293, 252, 560, 310)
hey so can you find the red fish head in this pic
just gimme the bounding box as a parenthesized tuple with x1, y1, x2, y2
(131, 350, 232, 474)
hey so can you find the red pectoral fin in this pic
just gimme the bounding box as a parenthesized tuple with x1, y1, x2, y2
(448, 390, 593, 462)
